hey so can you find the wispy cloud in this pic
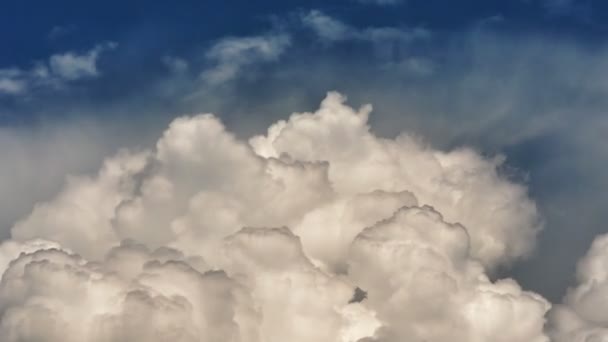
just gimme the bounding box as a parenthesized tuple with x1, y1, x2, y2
(0, 42, 117, 96)
(47, 25, 76, 40)
(301, 10, 429, 43)
(201, 33, 291, 84)
(542, 0, 576, 13)
(162, 55, 189, 74)
(49, 42, 116, 81)
(356, 0, 405, 5)
(0, 69, 27, 95)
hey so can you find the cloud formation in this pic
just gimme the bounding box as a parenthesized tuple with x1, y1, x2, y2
(0, 92, 551, 341)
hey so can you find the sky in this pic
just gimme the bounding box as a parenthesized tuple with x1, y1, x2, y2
(1, 1, 608, 341)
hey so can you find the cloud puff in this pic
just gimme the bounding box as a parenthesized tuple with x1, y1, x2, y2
(251, 92, 542, 269)
(49, 42, 117, 81)
(0, 42, 116, 96)
(0, 241, 256, 342)
(0, 92, 549, 341)
(349, 206, 549, 341)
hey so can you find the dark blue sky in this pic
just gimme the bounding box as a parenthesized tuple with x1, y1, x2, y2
(2, 0, 606, 68)
(1, 0, 608, 302)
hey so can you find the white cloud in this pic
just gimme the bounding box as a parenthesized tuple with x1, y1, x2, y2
(0, 42, 116, 96)
(0, 92, 549, 341)
(201, 33, 291, 84)
(550, 234, 608, 341)
(49, 42, 117, 81)
(301, 10, 429, 43)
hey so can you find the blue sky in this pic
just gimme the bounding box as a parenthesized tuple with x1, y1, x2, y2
(1, 0, 608, 303)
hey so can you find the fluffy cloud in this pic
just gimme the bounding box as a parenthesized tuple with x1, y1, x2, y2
(0, 242, 256, 342)
(349, 206, 549, 341)
(550, 233, 608, 341)
(0, 92, 549, 340)
(251, 92, 542, 269)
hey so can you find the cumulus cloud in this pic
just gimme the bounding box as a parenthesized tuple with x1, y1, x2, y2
(349, 206, 549, 341)
(549, 233, 608, 341)
(0, 92, 552, 341)
(0, 119, 137, 241)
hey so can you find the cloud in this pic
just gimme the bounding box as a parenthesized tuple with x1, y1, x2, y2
(356, 0, 405, 5)
(0, 92, 550, 341)
(0, 42, 116, 96)
(49, 42, 117, 81)
(549, 234, 608, 341)
(162, 55, 189, 74)
(0, 69, 27, 95)
(47, 25, 76, 40)
(300, 10, 429, 44)
(349, 206, 549, 341)
(201, 33, 291, 84)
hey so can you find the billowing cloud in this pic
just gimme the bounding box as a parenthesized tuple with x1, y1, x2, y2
(0, 92, 551, 341)
(549, 233, 608, 341)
